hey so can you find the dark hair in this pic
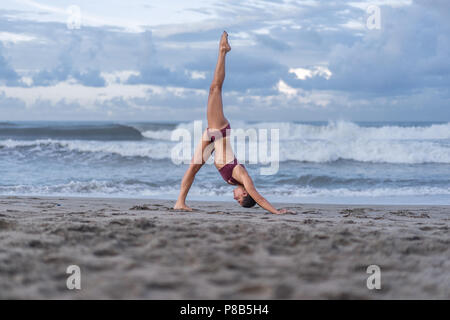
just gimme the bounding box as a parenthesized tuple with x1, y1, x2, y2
(241, 194, 256, 208)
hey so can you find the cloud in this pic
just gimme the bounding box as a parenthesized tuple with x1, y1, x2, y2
(254, 33, 291, 51)
(0, 90, 26, 113)
(225, 53, 288, 92)
(0, 31, 37, 44)
(126, 31, 209, 89)
(0, 43, 20, 86)
(32, 32, 106, 87)
(0, 1, 449, 121)
(290, 66, 332, 80)
(286, 1, 450, 95)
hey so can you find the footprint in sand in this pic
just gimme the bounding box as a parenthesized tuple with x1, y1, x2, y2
(0, 219, 16, 230)
(339, 208, 376, 218)
(206, 211, 227, 215)
(302, 210, 320, 215)
(388, 210, 430, 218)
(131, 204, 172, 211)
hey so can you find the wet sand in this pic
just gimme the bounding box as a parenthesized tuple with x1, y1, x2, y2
(0, 196, 449, 299)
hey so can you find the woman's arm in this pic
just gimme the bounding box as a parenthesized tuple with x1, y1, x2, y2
(240, 170, 286, 214)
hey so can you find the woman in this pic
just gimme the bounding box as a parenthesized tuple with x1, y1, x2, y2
(174, 31, 289, 214)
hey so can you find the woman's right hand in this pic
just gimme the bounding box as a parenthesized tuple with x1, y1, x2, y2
(275, 208, 295, 215)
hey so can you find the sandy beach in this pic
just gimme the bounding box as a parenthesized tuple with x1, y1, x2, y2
(0, 196, 448, 299)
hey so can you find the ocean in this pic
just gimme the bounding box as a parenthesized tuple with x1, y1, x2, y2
(1, 120, 449, 205)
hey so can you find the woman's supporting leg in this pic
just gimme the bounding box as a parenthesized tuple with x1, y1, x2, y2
(207, 31, 231, 129)
(174, 130, 213, 211)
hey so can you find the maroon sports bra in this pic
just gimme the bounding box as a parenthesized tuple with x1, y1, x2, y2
(219, 158, 243, 185)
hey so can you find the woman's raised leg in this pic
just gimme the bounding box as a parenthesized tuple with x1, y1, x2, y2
(207, 31, 231, 129)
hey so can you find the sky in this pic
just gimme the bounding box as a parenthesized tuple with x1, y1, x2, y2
(0, 0, 449, 122)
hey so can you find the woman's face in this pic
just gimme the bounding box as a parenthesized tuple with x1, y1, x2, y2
(233, 185, 247, 205)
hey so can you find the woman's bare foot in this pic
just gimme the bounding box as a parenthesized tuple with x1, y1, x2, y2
(173, 202, 193, 211)
(220, 31, 231, 53)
